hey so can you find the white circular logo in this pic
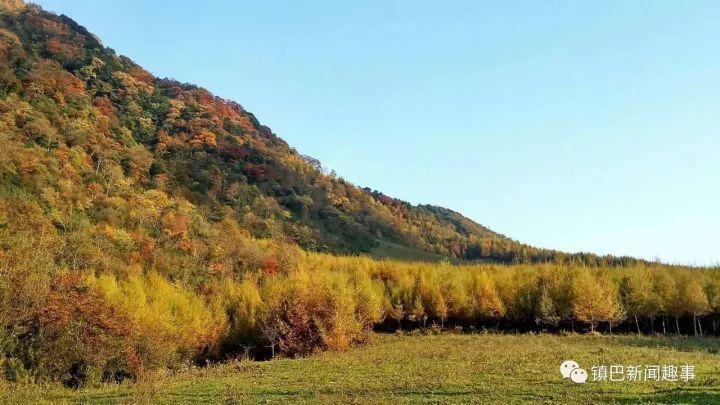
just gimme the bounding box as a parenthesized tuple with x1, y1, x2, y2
(571, 368, 588, 384)
(560, 360, 580, 378)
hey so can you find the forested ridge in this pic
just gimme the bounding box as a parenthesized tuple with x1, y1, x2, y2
(0, 0, 644, 265)
(0, 0, 716, 390)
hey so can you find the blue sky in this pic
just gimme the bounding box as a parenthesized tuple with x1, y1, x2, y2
(35, 1, 720, 264)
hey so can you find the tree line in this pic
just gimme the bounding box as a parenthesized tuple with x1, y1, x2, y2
(2, 230, 718, 388)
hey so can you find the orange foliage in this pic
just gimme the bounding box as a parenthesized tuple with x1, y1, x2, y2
(0, 31, 14, 60)
(236, 115, 256, 133)
(53, 143, 69, 161)
(93, 96, 117, 117)
(262, 255, 281, 275)
(209, 262, 230, 277)
(156, 129, 185, 153)
(64, 74, 85, 96)
(178, 240, 192, 252)
(27, 13, 70, 36)
(0, 0, 25, 11)
(137, 235, 156, 261)
(128, 65, 154, 85)
(46, 38, 81, 59)
(16, 149, 42, 176)
(39, 272, 141, 374)
(190, 128, 217, 149)
(29, 60, 85, 101)
(94, 114, 110, 136)
(161, 211, 190, 239)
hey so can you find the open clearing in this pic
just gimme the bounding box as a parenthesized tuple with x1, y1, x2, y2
(5, 332, 720, 403)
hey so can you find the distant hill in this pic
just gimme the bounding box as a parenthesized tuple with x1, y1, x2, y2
(0, 2, 642, 266)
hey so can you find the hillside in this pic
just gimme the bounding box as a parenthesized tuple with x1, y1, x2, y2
(0, 1, 642, 266)
(2, 2, 719, 392)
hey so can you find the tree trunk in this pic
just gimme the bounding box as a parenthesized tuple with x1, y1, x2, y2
(609, 322, 613, 334)
(693, 315, 698, 336)
(650, 316, 655, 333)
(662, 317, 666, 334)
(571, 319, 575, 333)
(698, 317, 703, 336)
(590, 322, 595, 334)
(635, 314, 641, 334)
(676, 316, 681, 334)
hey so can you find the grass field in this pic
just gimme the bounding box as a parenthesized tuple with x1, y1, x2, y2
(4, 332, 720, 404)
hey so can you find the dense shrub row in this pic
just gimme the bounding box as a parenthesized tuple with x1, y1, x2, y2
(2, 234, 718, 388)
(313, 255, 720, 337)
(0, 239, 384, 385)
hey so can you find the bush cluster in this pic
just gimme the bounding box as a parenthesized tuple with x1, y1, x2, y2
(2, 225, 719, 388)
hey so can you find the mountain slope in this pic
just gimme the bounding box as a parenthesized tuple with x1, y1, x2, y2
(0, 1, 639, 266)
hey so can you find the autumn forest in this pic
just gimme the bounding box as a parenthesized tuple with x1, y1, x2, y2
(0, 0, 718, 393)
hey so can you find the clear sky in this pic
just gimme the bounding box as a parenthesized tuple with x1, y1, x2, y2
(34, 0, 720, 265)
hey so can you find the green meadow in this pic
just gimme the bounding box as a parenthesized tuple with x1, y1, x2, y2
(5, 332, 720, 404)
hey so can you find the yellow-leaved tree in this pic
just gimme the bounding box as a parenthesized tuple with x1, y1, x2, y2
(572, 270, 625, 333)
